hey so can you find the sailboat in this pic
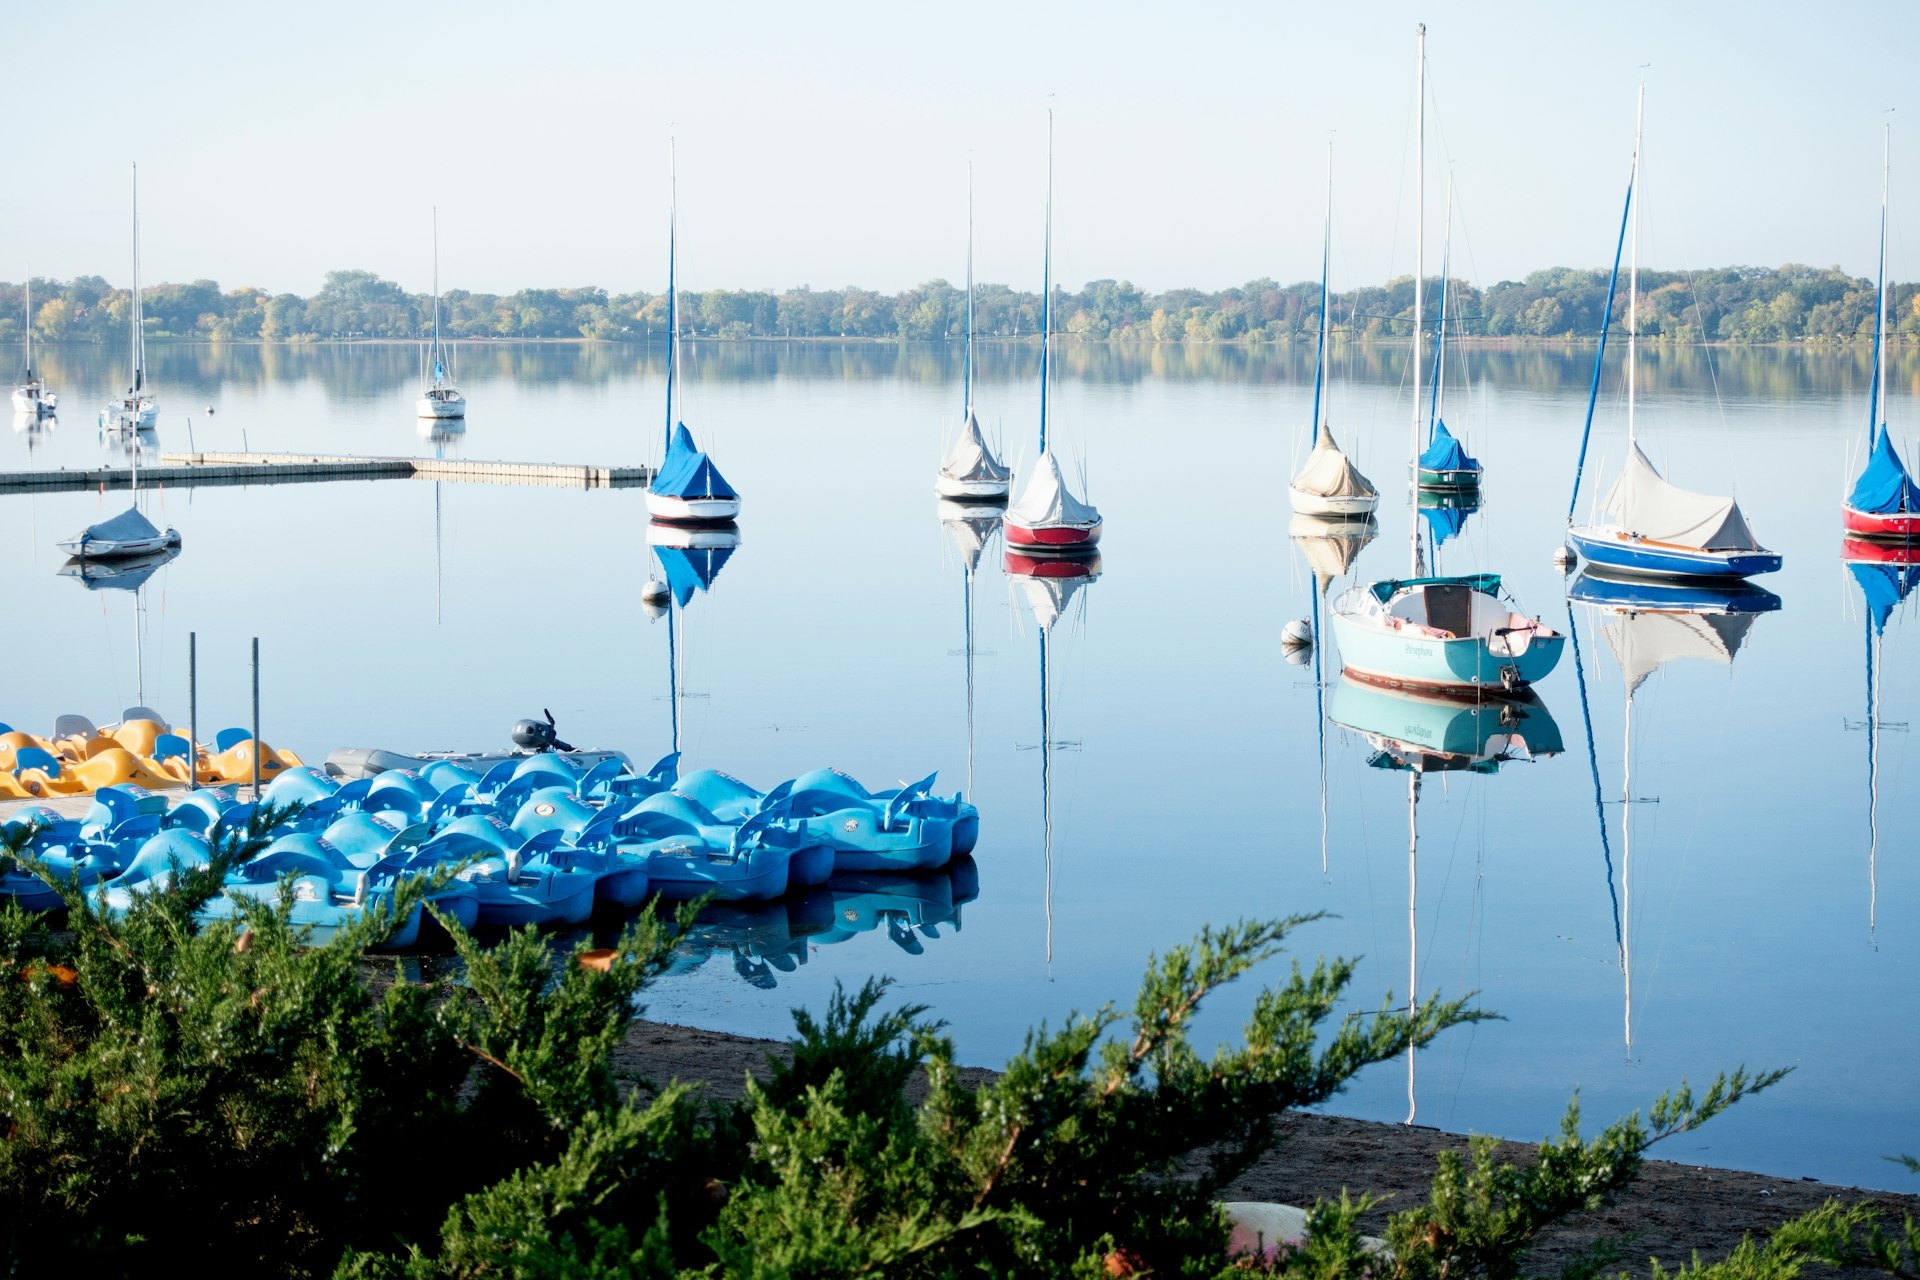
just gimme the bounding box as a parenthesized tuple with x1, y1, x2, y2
(11, 277, 57, 419)
(57, 441, 180, 560)
(1567, 86, 1781, 580)
(415, 209, 467, 422)
(1007, 544, 1099, 969)
(647, 143, 741, 526)
(1333, 32, 1564, 699)
(1412, 187, 1480, 490)
(100, 164, 158, 434)
(1005, 112, 1101, 555)
(1844, 540, 1919, 944)
(1567, 568, 1779, 1052)
(1289, 142, 1378, 517)
(1843, 127, 1920, 540)
(936, 166, 1011, 502)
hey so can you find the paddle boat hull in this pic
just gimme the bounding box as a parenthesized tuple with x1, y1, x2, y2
(1568, 526, 1782, 580)
(1842, 505, 1920, 541)
(1287, 486, 1378, 517)
(642, 847, 791, 902)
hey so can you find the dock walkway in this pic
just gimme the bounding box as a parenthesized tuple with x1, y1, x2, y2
(0, 452, 651, 494)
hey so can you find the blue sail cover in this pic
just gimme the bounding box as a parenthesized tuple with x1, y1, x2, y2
(1417, 419, 1480, 473)
(652, 543, 736, 608)
(1847, 425, 1920, 515)
(1848, 559, 1920, 636)
(652, 422, 738, 501)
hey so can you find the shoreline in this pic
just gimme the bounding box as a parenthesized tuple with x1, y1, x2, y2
(619, 1020, 1920, 1276)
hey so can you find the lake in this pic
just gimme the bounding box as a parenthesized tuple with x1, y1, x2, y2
(3, 337, 1915, 1190)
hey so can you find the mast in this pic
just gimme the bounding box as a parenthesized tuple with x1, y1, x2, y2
(1310, 143, 1331, 450)
(1409, 25, 1425, 580)
(1410, 27, 1425, 486)
(1622, 675, 1635, 1055)
(1405, 769, 1419, 1125)
(667, 593, 681, 756)
(965, 162, 975, 418)
(964, 554, 976, 796)
(1426, 182, 1453, 440)
(430, 207, 442, 385)
(665, 139, 679, 459)
(1040, 625, 1054, 970)
(1871, 125, 1889, 443)
(130, 163, 143, 396)
(1867, 609, 1879, 943)
(1627, 82, 1644, 449)
(1566, 129, 1638, 523)
(1313, 578, 1328, 875)
(1568, 601, 1626, 959)
(22, 276, 30, 382)
(1039, 110, 1053, 456)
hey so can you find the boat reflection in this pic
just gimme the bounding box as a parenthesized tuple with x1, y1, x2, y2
(940, 499, 1002, 796)
(1007, 548, 1100, 970)
(1843, 539, 1920, 946)
(648, 521, 741, 755)
(1291, 513, 1376, 866)
(639, 859, 981, 989)
(1567, 570, 1780, 1056)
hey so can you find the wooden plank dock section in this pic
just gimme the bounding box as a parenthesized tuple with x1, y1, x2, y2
(0, 452, 651, 495)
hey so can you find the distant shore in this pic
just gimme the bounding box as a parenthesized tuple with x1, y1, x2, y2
(5, 334, 1903, 351)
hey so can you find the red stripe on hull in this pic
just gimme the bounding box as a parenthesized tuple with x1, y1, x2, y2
(1005, 522, 1101, 549)
(1843, 506, 1920, 539)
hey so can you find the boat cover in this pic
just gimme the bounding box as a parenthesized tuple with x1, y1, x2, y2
(1847, 425, 1920, 515)
(75, 506, 166, 547)
(1291, 426, 1377, 500)
(652, 422, 737, 501)
(1850, 558, 1920, 636)
(1367, 572, 1501, 605)
(1602, 609, 1758, 696)
(652, 542, 736, 608)
(1417, 419, 1480, 473)
(940, 411, 1010, 483)
(1599, 445, 1762, 551)
(1008, 450, 1099, 526)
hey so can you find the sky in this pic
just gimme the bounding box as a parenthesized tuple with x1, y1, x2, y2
(4, 1, 1916, 298)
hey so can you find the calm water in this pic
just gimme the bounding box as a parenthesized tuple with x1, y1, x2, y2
(4, 339, 1916, 1190)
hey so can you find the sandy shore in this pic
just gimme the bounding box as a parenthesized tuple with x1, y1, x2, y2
(617, 1020, 1920, 1277)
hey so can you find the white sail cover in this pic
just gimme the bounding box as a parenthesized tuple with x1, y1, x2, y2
(1008, 450, 1099, 527)
(939, 411, 1010, 483)
(1599, 445, 1761, 551)
(1602, 609, 1759, 697)
(1289, 425, 1377, 500)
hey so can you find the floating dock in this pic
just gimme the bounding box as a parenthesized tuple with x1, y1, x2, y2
(0, 452, 651, 494)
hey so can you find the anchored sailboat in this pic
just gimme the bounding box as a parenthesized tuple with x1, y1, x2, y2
(1844, 126, 1920, 541)
(1006, 112, 1101, 555)
(647, 143, 741, 526)
(415, 208, 467, 423)
(57, 440, 180, 561)
(1567, 85, 1781, 580)
(1289, 142, 1378, 517)
(100, 164, 158, 434)
(11, 277, 56, 419)
(936, 166, 1011, 502)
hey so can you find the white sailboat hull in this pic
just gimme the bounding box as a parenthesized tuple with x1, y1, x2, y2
(416, 390, 467, 419)
(645, 492, 740, 524)
(57, 526, 181, 560)
(934, 473, 1011, 501)
(11, 387, 56, 414)
(1288, 486, 1378, 517)
(100, 398, 158, 432)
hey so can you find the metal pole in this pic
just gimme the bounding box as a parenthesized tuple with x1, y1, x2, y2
(186, 416, 195, 455)
(251, 637, 261, 797)
(188, 631, 198, 792)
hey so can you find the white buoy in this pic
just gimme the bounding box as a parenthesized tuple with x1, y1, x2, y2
(1281, 618, 1314, 649)
(1282, 645, 1311, 667)
(640, 577, 670, 605)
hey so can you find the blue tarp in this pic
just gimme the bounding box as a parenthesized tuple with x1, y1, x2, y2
(1849, 559, 1920, 636)
(652, 422, 738, 501)
(1417, 419, 1480, 474)
(1848, 425, 1920, 515)
(653, 543, 736, 608)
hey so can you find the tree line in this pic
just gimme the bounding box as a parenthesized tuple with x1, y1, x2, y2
(1, 263, 1914, 345)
